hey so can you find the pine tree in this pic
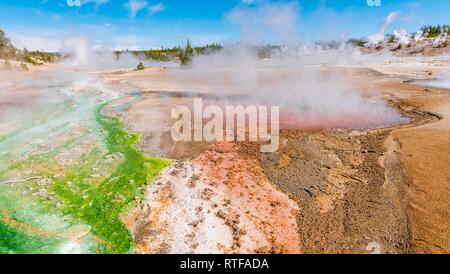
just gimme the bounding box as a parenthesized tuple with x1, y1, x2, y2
(185, 39, 194, 57)
(179, 39, 194, 66)
(136, 62, 145, 71)
(0, 28, 14, 59)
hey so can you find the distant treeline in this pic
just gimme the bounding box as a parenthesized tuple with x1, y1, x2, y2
(0, 27, 59, 65)
(119, 41, 292, 63)
(115, 40, 223, 63)
(348, 24, 450, 48)
(419, 25, 450, 38)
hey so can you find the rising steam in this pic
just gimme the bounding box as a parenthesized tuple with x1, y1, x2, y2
(59, 37, 161, 70)
(55, 1, 407, 129)
(367, 12, 398, 44)
(171, 2, 407, 129)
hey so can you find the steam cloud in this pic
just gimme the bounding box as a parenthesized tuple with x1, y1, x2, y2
(173, 2, 408, 129)
(59, 37, 162, 70)
(367, 12, 398, 44)
(56, 1, 407, 129)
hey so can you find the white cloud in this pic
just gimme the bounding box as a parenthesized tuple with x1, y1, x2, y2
(10, 34, 63, 52)
(111, 34, 154, 50)
(125, 0, 148, 19)
(189, 34, 228, 46)
(241, 0, 254, 4)
(66, 0, 109, 7)
(148, 3, 165, 15)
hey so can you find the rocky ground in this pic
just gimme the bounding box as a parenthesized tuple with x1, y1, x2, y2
(101, 55, 450, 254)
(125, 142, 300, 254)
(1, 52, 449, 254)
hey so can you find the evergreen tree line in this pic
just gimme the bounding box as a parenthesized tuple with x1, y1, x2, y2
(1, 27, 59, 65)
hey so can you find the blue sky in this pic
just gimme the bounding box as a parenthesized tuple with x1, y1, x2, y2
(0, 0, 449, 51)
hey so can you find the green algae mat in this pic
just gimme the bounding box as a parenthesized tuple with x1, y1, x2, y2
(0, 103, 171, 254)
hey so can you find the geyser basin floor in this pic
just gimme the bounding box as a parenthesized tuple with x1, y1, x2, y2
(100, 60, 450, 254)
(0, 73, 170, 254)
(128, 143, 300, 254)
(1, 54, 450, 254)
